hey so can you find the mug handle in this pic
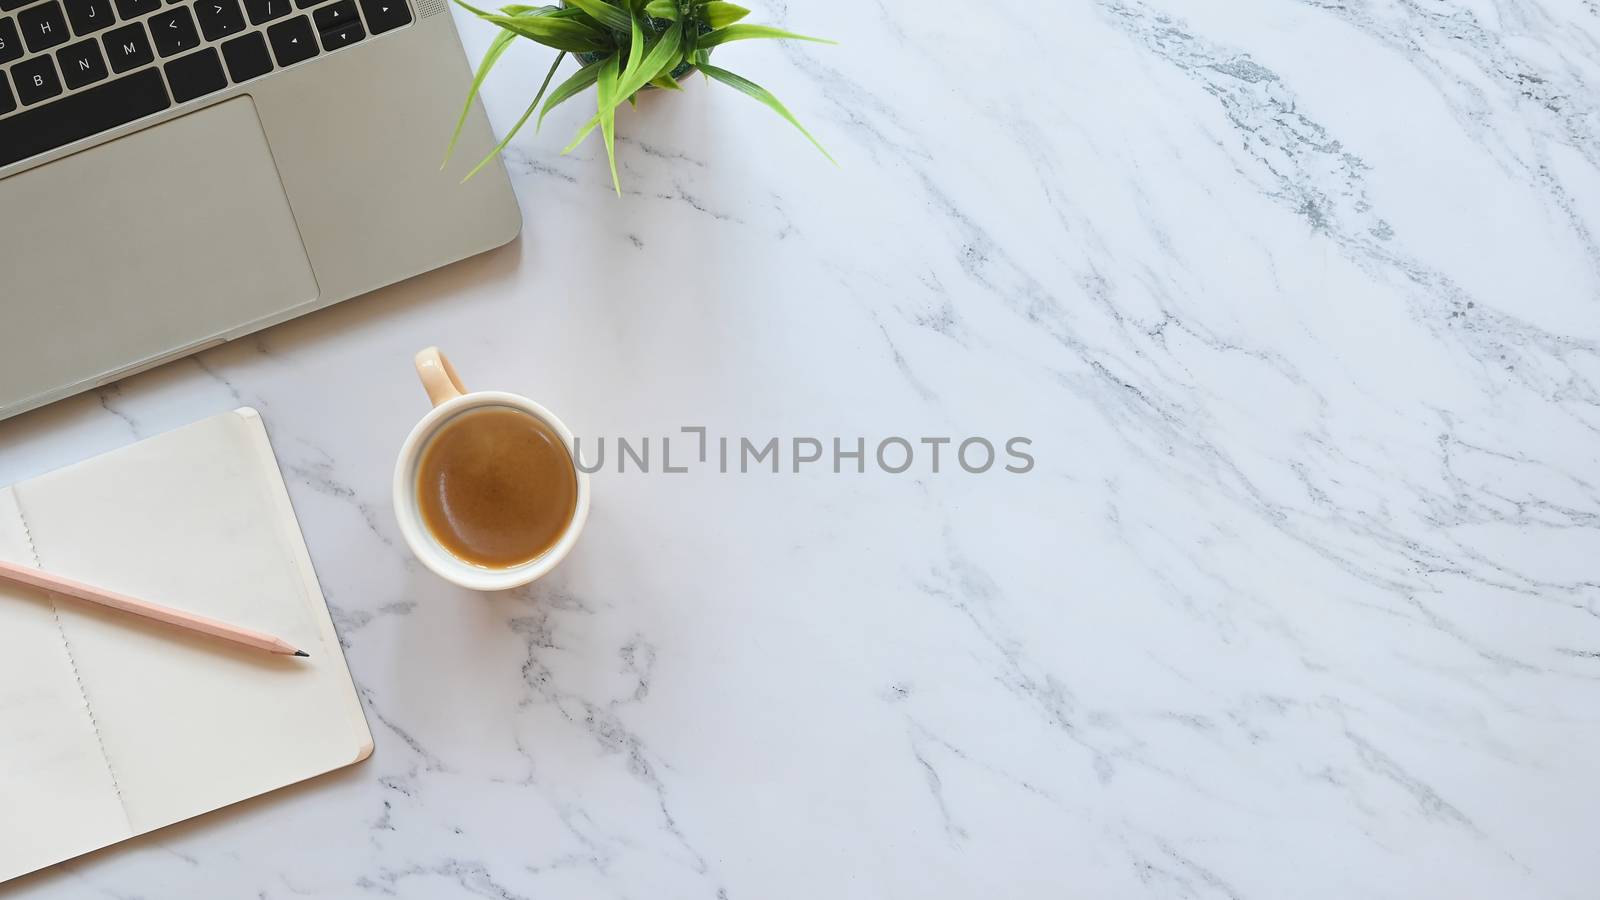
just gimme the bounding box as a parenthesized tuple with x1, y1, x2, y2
(415, 347, 467, 407)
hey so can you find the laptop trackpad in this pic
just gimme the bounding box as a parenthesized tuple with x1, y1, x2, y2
(0, 97, 317, 409)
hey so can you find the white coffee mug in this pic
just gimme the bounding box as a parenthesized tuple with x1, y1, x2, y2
(393, 347, 590, 591)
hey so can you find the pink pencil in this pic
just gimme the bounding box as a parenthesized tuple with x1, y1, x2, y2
(0, 558, 309, 657)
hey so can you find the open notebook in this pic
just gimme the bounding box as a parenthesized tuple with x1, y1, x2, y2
(0, 409, 372, 883)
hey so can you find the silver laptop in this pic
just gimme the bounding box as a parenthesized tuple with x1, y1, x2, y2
(0, 0, 520, 420)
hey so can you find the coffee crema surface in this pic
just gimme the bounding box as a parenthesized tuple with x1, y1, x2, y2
(416, 407, 578, 569)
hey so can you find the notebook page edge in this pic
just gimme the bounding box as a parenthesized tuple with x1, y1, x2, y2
(229, 408, 374, 765)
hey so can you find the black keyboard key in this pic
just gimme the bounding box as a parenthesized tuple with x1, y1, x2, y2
(147, 5, 194, 55)
(19, 1, 68, 51)
(195, 0, 242, 39)
(266, 13, 312, 65)
(240, 0, 284, 23)
(293, 0, 326, 8)
(11, 54, 60, 102)
(113, 0, 156, 17)
(56, 36, 105, 86)
(219, 30, 268, 80)
(309, 0, 346, 28)
(0, 68, 169, 166)
(162, 44, 222, 101)
(0, 71, 15, 115)
(102, 21, 151, 71)
(0, 0, 29, 12)
(317, 16, 357, 50)
(62, 0, 111, 34)
(0, 16, 22, 63)
(356, 0, 405, 34)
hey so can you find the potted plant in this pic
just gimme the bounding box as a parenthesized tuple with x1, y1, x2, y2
(445, 0, 835, 192)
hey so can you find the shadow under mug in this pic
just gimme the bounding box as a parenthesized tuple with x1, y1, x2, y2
(392, 347, 591, 591)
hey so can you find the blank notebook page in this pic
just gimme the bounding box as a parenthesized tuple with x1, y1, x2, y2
(0, 409, 371, 883)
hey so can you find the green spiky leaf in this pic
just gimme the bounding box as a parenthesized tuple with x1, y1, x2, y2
(443, 28, 517, 168)
(615, 18, 682, 99)
(457, 1, 611, 52)
(620, 1, 644, 85)
(701, 1, 748, 27)
(699, 24, 835, 48)
(558, 0, 630, 32)
(698, 63, 834, 163)
(595, 53, 622, 193)
(481, 15, 608, 52)
(538, 57, 604, 130)
(453, 0, 833, 191)
(499, 4, 592, 20)
(463, 51, 567, 181)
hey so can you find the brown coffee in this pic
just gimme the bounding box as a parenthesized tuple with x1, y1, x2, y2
(416, 406, 578, 569)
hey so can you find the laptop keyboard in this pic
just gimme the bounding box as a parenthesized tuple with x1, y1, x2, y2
(0, 0, 411, 167)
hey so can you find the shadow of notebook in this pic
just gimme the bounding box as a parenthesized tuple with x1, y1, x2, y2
(0, 408, 372, 883)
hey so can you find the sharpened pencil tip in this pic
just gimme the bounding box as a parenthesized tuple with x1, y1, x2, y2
(294, 650, 310, 657)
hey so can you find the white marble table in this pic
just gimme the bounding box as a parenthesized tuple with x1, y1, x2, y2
(5, 0, 1600, 897)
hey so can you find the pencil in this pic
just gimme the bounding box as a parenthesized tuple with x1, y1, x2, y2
(0, 558, 309, 657)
